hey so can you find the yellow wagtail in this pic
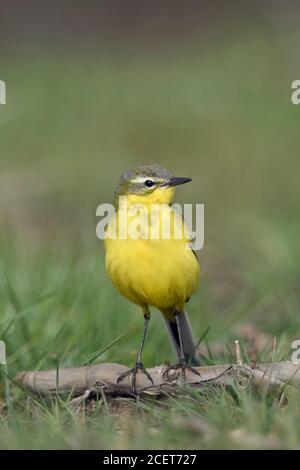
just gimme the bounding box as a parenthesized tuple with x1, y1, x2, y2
(104, 164, 200, 391)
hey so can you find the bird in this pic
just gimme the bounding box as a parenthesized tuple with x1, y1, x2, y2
(104, 163, 200, 392)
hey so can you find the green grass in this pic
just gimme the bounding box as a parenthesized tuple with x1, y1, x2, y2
(1, 23, 300, 449)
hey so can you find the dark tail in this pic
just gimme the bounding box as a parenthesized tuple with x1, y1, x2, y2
(162, 309, 200, 366)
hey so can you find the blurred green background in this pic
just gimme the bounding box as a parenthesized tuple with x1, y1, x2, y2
(1, 0, 300, 450)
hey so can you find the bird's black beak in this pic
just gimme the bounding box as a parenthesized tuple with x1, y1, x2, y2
(166, 176, 192, 187)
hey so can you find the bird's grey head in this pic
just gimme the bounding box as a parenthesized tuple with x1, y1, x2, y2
(114, 163, 191, 201)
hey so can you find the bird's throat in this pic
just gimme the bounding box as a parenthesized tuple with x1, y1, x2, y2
(126, 187, 175, 207)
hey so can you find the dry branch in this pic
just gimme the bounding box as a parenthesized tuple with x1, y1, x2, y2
(15, 361, 300, 400)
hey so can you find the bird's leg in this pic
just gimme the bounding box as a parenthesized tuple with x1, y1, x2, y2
(117, 312, 153, 394)
(163, 311, 200, 383)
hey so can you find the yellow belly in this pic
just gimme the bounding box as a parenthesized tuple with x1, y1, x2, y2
(104, 206, 200, 310)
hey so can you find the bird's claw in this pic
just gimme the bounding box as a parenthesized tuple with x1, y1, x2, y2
(117, 362, 154, 394)
(163, 360, 201, 383)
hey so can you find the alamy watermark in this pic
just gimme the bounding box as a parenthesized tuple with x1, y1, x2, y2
(0, 340, 6, 364)
(96, 197, 204, 250)
(0, 80, 6, 104)
(291, 340, 300, 364)
(291, 80, 300, 105)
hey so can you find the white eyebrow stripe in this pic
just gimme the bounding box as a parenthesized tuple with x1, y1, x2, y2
(130, 176, 161, 184)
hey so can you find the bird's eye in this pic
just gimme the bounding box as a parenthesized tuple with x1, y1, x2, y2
(144, 179, 154, 188)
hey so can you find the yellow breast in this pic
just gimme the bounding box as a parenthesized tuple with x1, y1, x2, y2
(104, 191, 200, 310)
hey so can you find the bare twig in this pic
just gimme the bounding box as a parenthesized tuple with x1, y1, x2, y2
(15, 361, 300, 399)
(234, 340, 243, 365)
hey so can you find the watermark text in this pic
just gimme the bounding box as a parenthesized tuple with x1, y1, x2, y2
(0, 80, 6, 104)
(291, 80, 300, 105)
(96, 197, 204, 251)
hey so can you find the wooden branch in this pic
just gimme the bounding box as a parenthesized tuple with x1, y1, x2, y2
(15, 361, 300, 400)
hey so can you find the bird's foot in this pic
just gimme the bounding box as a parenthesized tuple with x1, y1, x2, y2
(117, 362, 154, 394)
(163, 359, 201, 383)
